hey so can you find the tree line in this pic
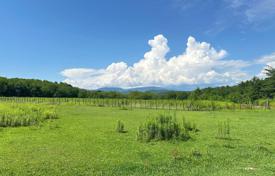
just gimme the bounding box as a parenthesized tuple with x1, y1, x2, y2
(193, 66, 275, 103)
(0, 66, 274, 103)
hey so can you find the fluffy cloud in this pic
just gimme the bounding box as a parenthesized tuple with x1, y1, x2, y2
(61, 34, 251, 89)
(257, 52, 275, 78)
(61, 68, 104, 78)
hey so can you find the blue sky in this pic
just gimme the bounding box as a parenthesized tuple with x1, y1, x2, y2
(0, 0, 275, 89)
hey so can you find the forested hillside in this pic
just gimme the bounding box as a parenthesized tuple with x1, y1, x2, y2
(0, 77, 79, 97)
(0, 67, 274, 103)
(197, 66, 275, 102)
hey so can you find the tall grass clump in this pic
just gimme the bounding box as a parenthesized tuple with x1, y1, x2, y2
(182, 117, 199, 132)
(216, 120, 231, 139)
(116, 120, 126, 133)
(137, 114, 198, 142)
(0, 103, 58, 127)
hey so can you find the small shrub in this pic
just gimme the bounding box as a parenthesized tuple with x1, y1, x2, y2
(216, 120, 231, 139)
(137, 114, 198, 142)
(116, 120, 126, 133)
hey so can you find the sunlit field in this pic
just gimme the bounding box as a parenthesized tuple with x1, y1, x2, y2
(1, 104, 274, 175)
(1, 0, 275, 175)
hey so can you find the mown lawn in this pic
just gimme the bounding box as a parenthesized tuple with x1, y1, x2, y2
(0, 105, 275, 175)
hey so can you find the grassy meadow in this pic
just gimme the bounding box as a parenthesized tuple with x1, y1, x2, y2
(0, 104, 275, 175)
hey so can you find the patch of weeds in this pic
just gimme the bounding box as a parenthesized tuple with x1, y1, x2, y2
(116, 120, 127, 133)
(170, 148, 183, 160)
(43, 110, 58, 120)
(0, 104, 58, 127)
(137, 114, 198, 142)
(216, 119, 231, 140)
(182, 117, 199, 132)
(189, 149, 202, 159)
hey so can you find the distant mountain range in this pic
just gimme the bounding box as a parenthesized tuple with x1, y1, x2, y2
(97, 86, 169, 93)
(96, 84, 213, 92)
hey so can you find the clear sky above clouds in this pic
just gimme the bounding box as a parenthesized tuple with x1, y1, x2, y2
(0, 0, 275, 89)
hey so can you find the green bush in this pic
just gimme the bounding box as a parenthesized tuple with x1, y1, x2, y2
(137, 114, 198, 142)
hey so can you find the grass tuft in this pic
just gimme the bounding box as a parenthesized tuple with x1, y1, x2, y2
(116, 120, 126, 133)
(216, 119, 231, 140)
(137, 114, 198, 142)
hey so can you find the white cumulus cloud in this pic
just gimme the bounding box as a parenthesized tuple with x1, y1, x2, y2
(257, 52, 275, 78)
(61, 34, 251, 89)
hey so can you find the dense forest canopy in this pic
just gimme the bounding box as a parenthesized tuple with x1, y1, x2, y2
(0, 77, 79, 97)
(0, 67, 274, 103)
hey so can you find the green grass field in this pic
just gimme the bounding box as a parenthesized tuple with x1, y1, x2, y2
(1, 105, 275, 175)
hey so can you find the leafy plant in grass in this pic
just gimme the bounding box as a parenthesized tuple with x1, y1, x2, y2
(137, 114, 198, 142)
(216, 120, 231, 139)
(43, 110, 58, 120)
(182, 117, 199, 132)
(116, 120, 126, 133)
